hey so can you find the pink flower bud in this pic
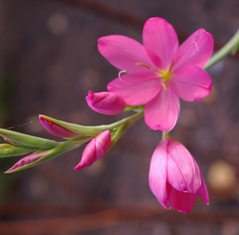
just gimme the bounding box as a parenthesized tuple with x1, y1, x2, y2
(39, 115, 77, 138)
(5, 151, 46, 173)
(74, 130, 111, 170)
(149, 138, 209, 213)
(86, 91, 126, 115)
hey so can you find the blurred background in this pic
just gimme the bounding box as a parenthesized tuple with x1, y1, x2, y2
(0, 0, 239, 234)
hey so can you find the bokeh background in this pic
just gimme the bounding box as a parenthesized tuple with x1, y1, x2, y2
(0, 0, 239, 234)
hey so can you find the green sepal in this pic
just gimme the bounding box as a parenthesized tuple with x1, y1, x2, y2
(0, 128, 58, 150)
(0, 143, 34, 158)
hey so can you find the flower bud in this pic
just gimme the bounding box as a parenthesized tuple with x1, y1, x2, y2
(5, 151, 47, 173)
(149, 138, 209, 213)
(86, 91, 126, 115)
(74, 130, 111, 170)
(39, 115, 77, 138)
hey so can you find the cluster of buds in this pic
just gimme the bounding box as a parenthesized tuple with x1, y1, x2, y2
(0, 109, 143, 174)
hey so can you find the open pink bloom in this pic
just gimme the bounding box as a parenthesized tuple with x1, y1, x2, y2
(86, 90, 126, 115)
(74, 130, 111, 170)
(149, 138, 209, 213)
(98, 17, 213, 131)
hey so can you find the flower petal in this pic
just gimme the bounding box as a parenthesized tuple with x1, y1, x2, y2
(172, 65, 212, 101)
(148, 139, 168, 209)
(196, 175, 209, 204)
(98, 35, 155, 73)
(167, 140, 201, 193)
(174, 28, 214, 69)
(167, 185, 196, 213)
(144, 88, 180, 131)
(107, 72, 161, 105)
(143, 17, 178, 69)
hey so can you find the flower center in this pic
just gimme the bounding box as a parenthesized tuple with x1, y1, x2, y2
(158, 70, 172, 90)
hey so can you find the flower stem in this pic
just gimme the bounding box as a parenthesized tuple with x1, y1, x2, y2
(162, 131, 170, 140)
(110, 110, 144, 146)
(204, 29, 239, 70)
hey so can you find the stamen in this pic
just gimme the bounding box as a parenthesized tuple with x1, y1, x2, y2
(135, 62, 151, 69)
(161, 81, 168, 91)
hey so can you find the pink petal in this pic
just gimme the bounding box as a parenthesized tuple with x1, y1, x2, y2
(174, 28, 214, 70)
(98, 35, 155, 73)
(144, 88, 180, 131)
(167, 140, 201, 193)
(86, 91, 126, 115)
(107, 72, 161, 105)
(196, 175, 209, 204)
(167, 185, 196, 213)
(143, 17, 178, 69)
(172, 65, 212, 101)
(148, 139, 169, 209)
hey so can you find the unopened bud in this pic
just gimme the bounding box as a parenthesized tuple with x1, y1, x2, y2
(86, 91, 126, 115)
(74, 130, 111, 170)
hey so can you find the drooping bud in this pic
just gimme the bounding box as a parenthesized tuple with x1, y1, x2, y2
(149, 138, 209, 213)
(86, 91, 126, 115)
(39, 115, 78, 138)
(74, 130, 111, 170)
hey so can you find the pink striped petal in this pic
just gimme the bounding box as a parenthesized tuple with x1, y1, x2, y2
(148, 139, 168, 209)
(107, 72, 161, 105)
(98, 35, 155, 73)
(144, 88, 180, 131)
(143, 17, 178, 69)
(172, 65, 212, 101)
(174, 29, 214, 70)
(167, 140, 201, 193)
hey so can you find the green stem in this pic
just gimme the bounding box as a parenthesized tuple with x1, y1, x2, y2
(111, 110, 144, 146)
(204, 29, 239, 70)
(162, 131, 170, 140)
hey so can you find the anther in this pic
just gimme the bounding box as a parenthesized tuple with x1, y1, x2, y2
(118, 70, 127, 79)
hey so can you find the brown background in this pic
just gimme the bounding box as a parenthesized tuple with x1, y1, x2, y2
(0, 0, 239, 234)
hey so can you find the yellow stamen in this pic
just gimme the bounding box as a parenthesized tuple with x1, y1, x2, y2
(158, 70, 172, 91)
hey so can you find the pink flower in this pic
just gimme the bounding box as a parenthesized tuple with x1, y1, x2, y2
(39, 115, 77, 138)
(86, 90, 126, 115)
(74, 130, 111, 170)
(98, 17, 213, 131)
(149, 138, 209, 213)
